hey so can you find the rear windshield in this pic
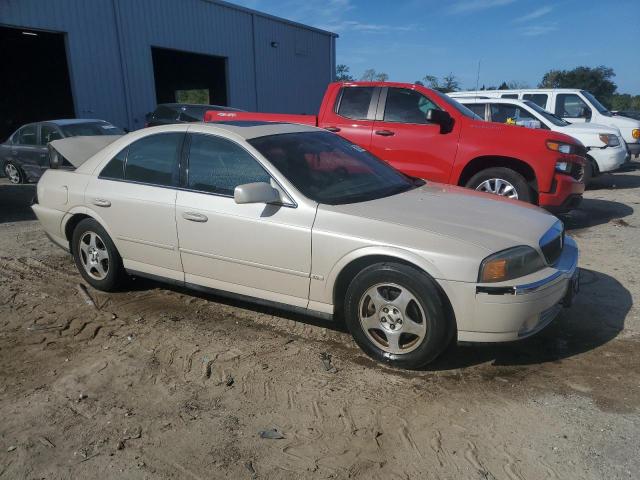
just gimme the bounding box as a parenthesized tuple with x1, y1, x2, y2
(60, 122, 124, 137)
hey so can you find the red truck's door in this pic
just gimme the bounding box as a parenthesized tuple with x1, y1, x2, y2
(369, 87, 458, 183)
(318, 86, 378, 151)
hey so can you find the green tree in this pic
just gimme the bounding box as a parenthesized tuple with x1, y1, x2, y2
(422, 73, 460, 93)
(539, 66, 617, 106)
(335, 64, 354, 81)
(360, 69, 377, 81)
(359, 69, 389, 81)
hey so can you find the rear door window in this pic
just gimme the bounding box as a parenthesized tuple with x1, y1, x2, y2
(186, 133, 270, 196)
(16, 125, 38, 145)
(383, 88, 439, 124)
(40, 125, 63, 145)
(523, 93, 548, 108)
(336, 87, 375, 120)
(99, 148, 127, 180)
(490, 104, 535, 124)
(124, 133, 183, 187)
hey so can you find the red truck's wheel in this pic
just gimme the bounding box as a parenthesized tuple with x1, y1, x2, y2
(466, 167, 532, 203)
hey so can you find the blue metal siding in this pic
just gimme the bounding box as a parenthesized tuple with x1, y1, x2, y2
(0, 0, 335, 130)
(1, 0, 129, 129)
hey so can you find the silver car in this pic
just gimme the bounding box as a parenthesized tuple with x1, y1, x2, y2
(32, 122, 579, 368)
(1, 119, 124, 184)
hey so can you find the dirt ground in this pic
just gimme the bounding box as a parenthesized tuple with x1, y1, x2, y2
(1, 164, 639, 480)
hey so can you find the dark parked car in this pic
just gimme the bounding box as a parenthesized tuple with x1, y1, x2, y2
(1, 119, 124, 184)
(145, 103, 243, 127)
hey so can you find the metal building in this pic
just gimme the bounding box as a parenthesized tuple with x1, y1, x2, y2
(0, 0, 337, 139)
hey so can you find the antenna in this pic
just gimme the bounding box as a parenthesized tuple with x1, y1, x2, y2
(475, 59, 481, 92)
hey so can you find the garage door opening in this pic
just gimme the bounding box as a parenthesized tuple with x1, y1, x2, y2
(151, 47, 228, 107)
(0, 26, 75, 141)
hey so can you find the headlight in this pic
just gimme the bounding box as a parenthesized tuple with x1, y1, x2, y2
(546, 140, 578, 154)
(632, 129, 640, 140)
(599, 133, 620, 147)
(478, 246, 546, 283)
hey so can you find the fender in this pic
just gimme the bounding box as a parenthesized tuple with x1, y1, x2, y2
(62, 205, 119, 248)
(321, 245, 447, 305)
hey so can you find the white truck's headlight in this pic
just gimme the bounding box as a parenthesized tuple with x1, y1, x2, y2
(479, 246, 546, 283)
(599, 133, 620, 147)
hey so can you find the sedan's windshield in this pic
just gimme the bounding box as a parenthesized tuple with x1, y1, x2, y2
(581, 91, 612, 116)
(523, 100, 570, 126)
(60, 122, 124, 137)
(249, 131, 422, 205)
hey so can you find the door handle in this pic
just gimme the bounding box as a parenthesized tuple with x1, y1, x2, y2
(92, 198, 111, 207)
(182, 212, 208, 223)
(375, 129, 395, 136)
(324, 126, 341, 132)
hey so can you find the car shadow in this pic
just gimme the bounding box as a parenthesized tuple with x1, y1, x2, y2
(427, 268, 630, 370)
(559, 198, 634, 230)
(0, 184, 37, 223)
(126, 275, 349, 333)
(588, 164, 640, 191)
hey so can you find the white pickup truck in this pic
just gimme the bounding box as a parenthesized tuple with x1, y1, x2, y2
(450, 89, 640, 156)
(457, 97, 628, 178)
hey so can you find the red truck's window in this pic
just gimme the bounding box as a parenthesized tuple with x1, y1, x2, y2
(336, 87, 374, 120)
(383, 88, 437, 124)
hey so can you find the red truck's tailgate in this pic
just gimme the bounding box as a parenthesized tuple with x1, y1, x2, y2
(204, 110, 317, 126)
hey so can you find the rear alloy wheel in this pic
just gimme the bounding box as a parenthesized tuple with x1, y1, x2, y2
(344, 262, 451, 369)
(72, 218, 126, 291)
(4, 162, 24, 184)
(466, 167, 532, 203)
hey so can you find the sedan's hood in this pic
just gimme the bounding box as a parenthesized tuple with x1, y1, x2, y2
(564, 122, 621, 136)
(324, 183, 559, 253)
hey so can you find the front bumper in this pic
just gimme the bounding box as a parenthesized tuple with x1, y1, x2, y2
(443, 236, 579, 343)
(588, 145, 628, 173)
(538, 173, 584, 213)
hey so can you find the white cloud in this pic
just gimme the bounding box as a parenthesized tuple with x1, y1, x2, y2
(447, 0, 516, 14)
(514, 5, 553, 23)
(520, 23, 558, 36)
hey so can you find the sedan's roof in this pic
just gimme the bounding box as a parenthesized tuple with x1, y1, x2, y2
(189, 121, 320, 140)
(45, 119, 111, 126)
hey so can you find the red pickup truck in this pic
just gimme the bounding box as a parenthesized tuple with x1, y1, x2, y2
(205, 82, 586, 212)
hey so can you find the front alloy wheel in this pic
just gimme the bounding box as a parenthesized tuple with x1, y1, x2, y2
(344, 262, 452, 369)
(358, 283, 427, 354)
(474, 178, 519, 199)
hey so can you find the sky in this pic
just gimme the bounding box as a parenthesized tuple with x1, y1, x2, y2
(232, 0, 640, 94)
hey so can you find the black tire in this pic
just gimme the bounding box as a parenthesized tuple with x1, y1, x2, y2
(71, 218, 126, 292)
(581, 158, 594, 186)
(344, 262, 451, 369)
(3, 161, 25, 184)
(465, 167, 533, 203)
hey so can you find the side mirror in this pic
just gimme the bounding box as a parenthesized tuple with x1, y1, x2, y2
(580, 107, 592, 120)
(234, 182, 280, 204)
(426, 109, 454, 133)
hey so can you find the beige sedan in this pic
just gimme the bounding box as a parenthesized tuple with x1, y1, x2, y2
(33, 122, 579, 368)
